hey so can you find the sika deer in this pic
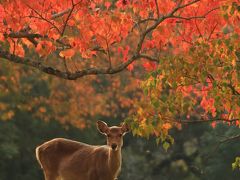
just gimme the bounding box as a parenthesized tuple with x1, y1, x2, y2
(35, 120, 130, 180)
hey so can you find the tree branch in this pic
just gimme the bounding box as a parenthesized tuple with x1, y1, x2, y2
(4, 31, 108, 54)
(1, 0, 218, 80)
(61, 0, 75, 36)
(132, 18, 157, 28)
(176, 118, 239, 124)
(228, 83, 240, 96)
(4, 32, 42, 46)
(154, 0, 160, 18)
(0, 49, 139, 80)
(172, 0, 200, 14)
(51, 8, 71, 19)
(220, 134, 240, 143)
(204, 133, 240, 161)
(171, 7, 219, 21)
(4, 32, 42, 39)
(139, 54, 159, 62)
(26, 4, 61, 34)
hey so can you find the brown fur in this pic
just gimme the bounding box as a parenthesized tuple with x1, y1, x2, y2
(35, 121, 129, 180)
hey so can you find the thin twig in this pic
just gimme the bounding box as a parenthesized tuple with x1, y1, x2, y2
(154, 0, 160, 18)
(51, 8, 71, 19)
(26, 4, 61, 34)
(207, 23, 218, 40)
(204, 134, 240, 161)
(61, 0, 75, 36)
(176, 118, 239, 124)
(106, 38, 112, 69)
(172, 7, 219, 21)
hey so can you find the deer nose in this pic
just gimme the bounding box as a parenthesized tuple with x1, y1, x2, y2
(111, 144, 117, 150)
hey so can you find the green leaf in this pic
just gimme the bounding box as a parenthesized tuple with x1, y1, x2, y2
(222, 5, 229, 11)
(152, 99, 160, 108)
(223, 14, 229, 21)
(143, 87, 148, 95)
(163, 142, 170, 151)
(232, 157, 240, 170)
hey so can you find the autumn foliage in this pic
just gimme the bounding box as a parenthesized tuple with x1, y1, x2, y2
(0, 0, 239, 144)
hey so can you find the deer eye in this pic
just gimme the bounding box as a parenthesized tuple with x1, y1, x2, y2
(107, 134, 111, 137)
(119, 134, 122, 137)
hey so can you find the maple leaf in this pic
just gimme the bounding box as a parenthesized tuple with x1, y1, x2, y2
(0, 33, 4, 41)
(36, 41, 55, 57)
(10, 42, 25, 57)
(59, 49, 75, 59)
(143, 62, 157, 71)
(127, 63, 134, 71)
(0, 0, 239, 139)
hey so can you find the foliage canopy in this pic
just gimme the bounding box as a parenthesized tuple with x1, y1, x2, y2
(0, 0, 239, 144)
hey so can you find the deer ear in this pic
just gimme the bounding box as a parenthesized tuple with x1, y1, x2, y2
(121, 123, 130, 135)
(97, 121, 109, 135)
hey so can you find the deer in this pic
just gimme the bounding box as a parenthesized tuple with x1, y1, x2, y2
(35, 120, 130, 180)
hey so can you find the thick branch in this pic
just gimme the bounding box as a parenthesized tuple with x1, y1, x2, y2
(4, 32, 42, 46)
(5, 32, 42, 39)
(0, 49, 139, 80)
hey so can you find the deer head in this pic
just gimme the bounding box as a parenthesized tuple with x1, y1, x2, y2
(97, 120, 130, 151)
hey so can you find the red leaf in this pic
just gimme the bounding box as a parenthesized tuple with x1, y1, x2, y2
(143, 62, 157, 71)
(211, 121, 217, 128)
(127, 63, 134, 71)
(105, 2, 111, 9)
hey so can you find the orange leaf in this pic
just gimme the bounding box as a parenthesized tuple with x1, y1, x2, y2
(127, 63, 134, 71)
(36, 41, 55, 57)
(10, 42, 25, 57)
(162, 123, 172, 130)
(59, 49, 75, 59)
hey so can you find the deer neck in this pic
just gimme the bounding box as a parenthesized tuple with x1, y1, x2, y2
(108, 148, 122, 177)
